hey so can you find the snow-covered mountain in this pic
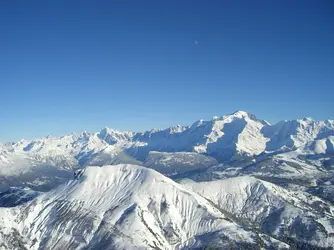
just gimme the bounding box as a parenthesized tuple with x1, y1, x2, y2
(0, 111, 334, 249)
(182, 176, 334, 248)
(1, 110, 333, 191)
(125, 111, 270, 162)
(0, 164, 289, 250)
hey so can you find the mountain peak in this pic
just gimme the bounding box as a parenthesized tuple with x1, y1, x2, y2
(191, 119, 205, 128)
(303, 117, 314, 122)
(217, 110, 257, 122)
(81, 131, 90, 138)
(99, 127, 113, 135)
(229, 110, 259, 120)
(97, 127, 133, 145)
(231, 110, 250, 116)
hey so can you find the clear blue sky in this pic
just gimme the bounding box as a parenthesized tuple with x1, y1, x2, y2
(1, 0, 333, 141)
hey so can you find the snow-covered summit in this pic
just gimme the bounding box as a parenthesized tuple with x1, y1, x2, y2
(97, 127, 134, 145)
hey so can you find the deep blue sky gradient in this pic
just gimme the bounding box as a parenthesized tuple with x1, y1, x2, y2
(1, 0, 333, 141)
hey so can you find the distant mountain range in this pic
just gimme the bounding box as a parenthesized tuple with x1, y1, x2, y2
(0, 111, 333, 249)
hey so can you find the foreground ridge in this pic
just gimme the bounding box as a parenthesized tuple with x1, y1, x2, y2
(0, 164, 289, 249)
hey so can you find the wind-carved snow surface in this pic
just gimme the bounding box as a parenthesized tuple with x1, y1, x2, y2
(0, 111, 334, 249)
(0, 165, 289, 249)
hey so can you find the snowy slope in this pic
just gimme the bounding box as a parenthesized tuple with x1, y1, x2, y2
(0, 165, 288, 249)
(0, 147, 77, 192)
(182, 176, 334, 248)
